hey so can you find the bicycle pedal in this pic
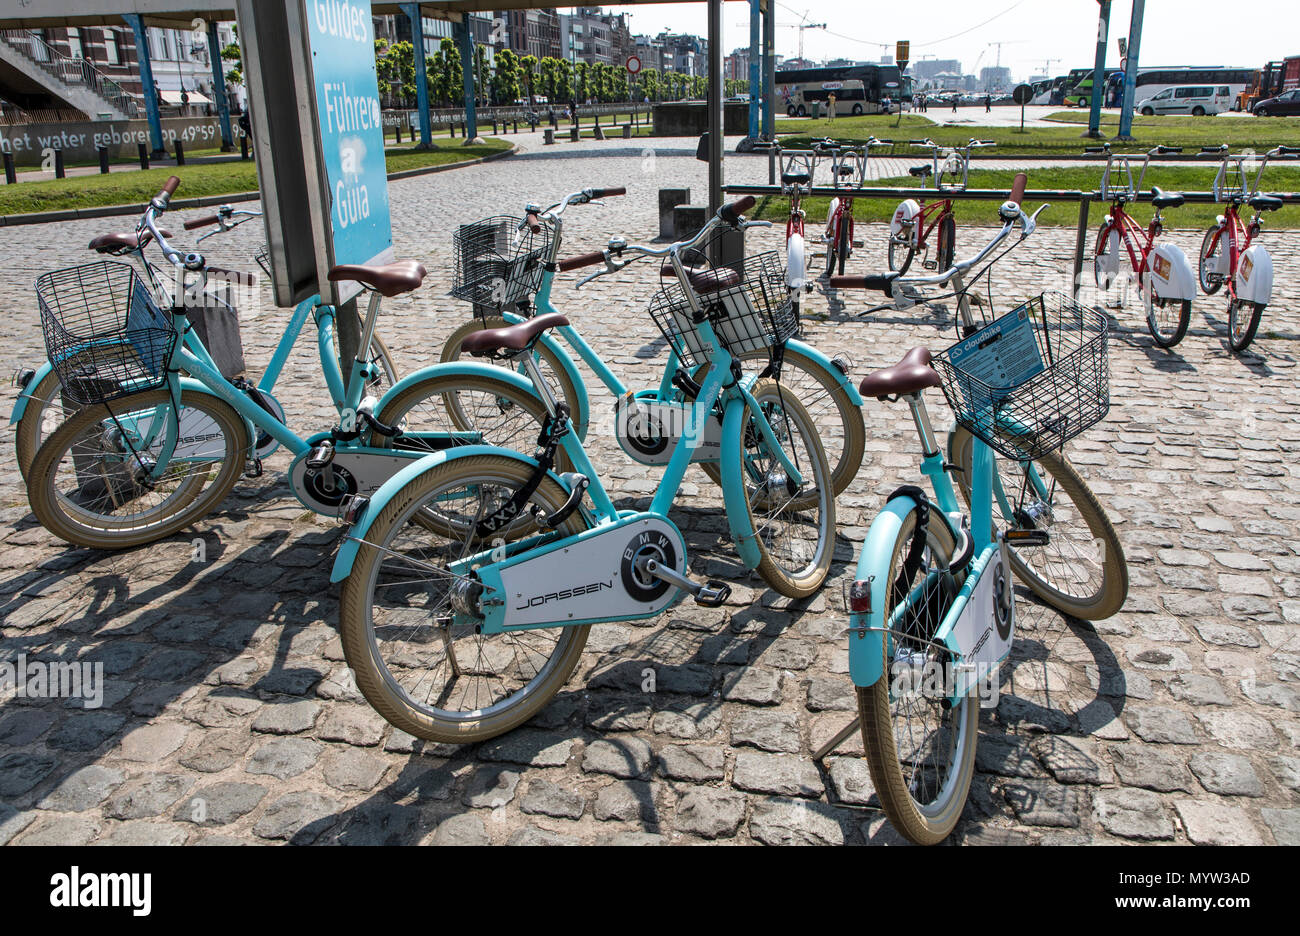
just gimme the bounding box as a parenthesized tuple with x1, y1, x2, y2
(244, 457, 263, 479)
(1005, 528, 1050, 547)
(305, 442, 334, 470)
(923, 259, 938, 270)
(694, 582, 731, 608)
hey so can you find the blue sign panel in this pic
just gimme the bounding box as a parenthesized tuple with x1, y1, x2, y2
(304, 0, 393, 300)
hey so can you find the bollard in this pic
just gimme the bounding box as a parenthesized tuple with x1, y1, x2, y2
(659, 188, 691, 239)
(673, 204, 708, 241)
(513, 119, 518, 134)
(570, 125, 579, 142)
(241, 134, 249, 160)
(174, 139, 185, 166)
(98, 146, 110, 174)
(622, 124, 631, 139)
(54, 148, 65, 179)
(138, 142, 150, 171)
(492, 118, 498, 135)
(593, 123, 605, 140)
(543, 127, 556, 145)
(395, 123, 402, 144)
(3, 152, 15, 185)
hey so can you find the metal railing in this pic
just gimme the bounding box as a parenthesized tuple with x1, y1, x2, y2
(0, 30, 140, 118)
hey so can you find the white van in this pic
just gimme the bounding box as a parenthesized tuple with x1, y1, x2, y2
(1137, 85, 1233, 116)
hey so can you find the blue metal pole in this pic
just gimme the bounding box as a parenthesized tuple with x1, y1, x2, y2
(761, 0, 774, 140)
(401, 2, 433, 148)
(747, 0, 760, 141)
(206, 21, 233, 151)
(1086, 1, 1111, 138)
(1117, 0, 1145, 140)
(123, 14, 165, 157)
(454, 16, 477, 142)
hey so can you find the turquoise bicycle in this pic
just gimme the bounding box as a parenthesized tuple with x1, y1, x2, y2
(24, 177, 556, 549)
(828, 174, 1128, 843)
(10, 201, 397, 481)
(437, 187, 867, 498)
(330, 197, 836, 743)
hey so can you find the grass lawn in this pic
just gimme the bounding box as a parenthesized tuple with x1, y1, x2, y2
(776, 112, 1300, 158)
(750, 165, 1300, 230)
(0, 139, 512, 215)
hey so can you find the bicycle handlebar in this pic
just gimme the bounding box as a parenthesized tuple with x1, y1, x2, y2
(718, 195, 755, 225)
(184, 213, 220, 231)
(1008, 172, 1027, 205)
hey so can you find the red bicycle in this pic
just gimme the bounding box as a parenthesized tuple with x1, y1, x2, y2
(887, 138, 995, 275)
(753, 141, 819, 320)
(1088, 143, 1198, 348)
(1196, 144, 1298, 352)
(814, 137, 887, 277)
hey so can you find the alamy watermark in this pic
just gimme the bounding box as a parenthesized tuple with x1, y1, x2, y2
(0, 654, 105, 709)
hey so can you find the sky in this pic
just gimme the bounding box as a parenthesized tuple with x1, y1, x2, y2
(571, 1, 1300, 82)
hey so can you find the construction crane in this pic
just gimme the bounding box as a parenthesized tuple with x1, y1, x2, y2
(774, 10, 826, 64)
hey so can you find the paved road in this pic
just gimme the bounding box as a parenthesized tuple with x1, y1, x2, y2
(0, 134, 1297, 846)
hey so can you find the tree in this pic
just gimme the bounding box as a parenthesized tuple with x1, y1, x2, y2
(493, 47, 521, 105)
(375, 39, 416, 107)
(641, 68, 660, 103)
(474, 43, 489, 105)
(575, 61, 590, 105)
(556, 58, 573, 105)
(519, 54, 538, 104)
(429, 37, 461, 107)
(220, 25, 242, 86)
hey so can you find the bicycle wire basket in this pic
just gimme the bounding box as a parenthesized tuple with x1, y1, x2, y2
(255, 243, 272, 279)
(932, 292, 1109, 462)
(37, 260, 178, 407)
(450, 215, 553, 311)
(646, 231, 798, 370)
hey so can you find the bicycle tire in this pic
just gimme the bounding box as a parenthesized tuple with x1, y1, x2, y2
(836, 214, 850, 276)
(887, 236, 914, 276)
(441, 316, 584, 437)
(1227, 298, 1264, 352)
(949, 427, 1128, 620)
(1198, 225, 1224, 295)
(857, 508, 978, 845)
(730, 378, 835, 598)
(1142, 287, 1191, 349)
(937, 213, 956, 274)
(692, 346, 866, 497)
(27, 387, 248, 549)
(338, 454, 591, 743)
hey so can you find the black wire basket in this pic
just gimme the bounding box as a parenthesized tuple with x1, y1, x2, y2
(646, 245, 797, 369)
(450, 215, 553, 310)
(37, 261, 178, 407)
(932, 292, 1109, 462)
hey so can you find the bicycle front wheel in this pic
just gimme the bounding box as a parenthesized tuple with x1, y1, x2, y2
(950, 427, 1128, 620)
(338, 454, 592, 743)
(27, 388, 248, 549)
(857, 507, 978, 845)
(730, 378, 835, 598)
(441, 316, 584, 436)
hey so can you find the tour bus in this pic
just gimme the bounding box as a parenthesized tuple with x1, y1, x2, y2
(776, 64, 910, 116)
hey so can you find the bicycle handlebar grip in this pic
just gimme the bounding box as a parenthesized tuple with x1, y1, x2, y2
(1083, 146, 1106, 154)
(160, 175, 181, 199)
(1158, 146, 1183, 154)
(184, 213, 220, 231)
(591, 186, 626, 198)
(525, 212, 542, 234)
(557, 251, 605, 272)
(1278, 145, 1300, 156)
(719, 195, 756, 225)
(1201, 145, 1225, 154)
(830, 274, 894, 295)
(908, 139, 929, 145)
(1009, 172, 1028, 205)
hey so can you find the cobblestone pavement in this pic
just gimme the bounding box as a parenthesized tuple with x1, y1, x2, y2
(1, 135, 1297, 847)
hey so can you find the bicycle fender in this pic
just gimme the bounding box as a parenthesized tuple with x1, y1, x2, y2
(1235, 244, 1273, 306)
(847, 496, 916, 688)
(375, 361, 543, 414)
(8, 360, 55, 425)
(786, 232, 806, 291)
(1145, 243, 1197, 302)
(784, 339, 864, 406)
(329, 445, 555, 584)
(890, 199, 920, 243)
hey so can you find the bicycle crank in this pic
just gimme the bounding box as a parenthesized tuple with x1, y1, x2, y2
(638, 556, 731, 608)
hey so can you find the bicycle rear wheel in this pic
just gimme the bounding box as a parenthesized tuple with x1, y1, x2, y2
(694, 346, 865, 497)
(730, 378, 835, 598)
(1227, 298, 1264, 352)
(936, 214, 956, 274)
(857, 508, 978, 845)
(338, 454, 591, 743)
(1198, 225, 1225, 295)
(950, 427, 1128, 620)
(887, 236, 914, 276)
(27, 387, 248, 549)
